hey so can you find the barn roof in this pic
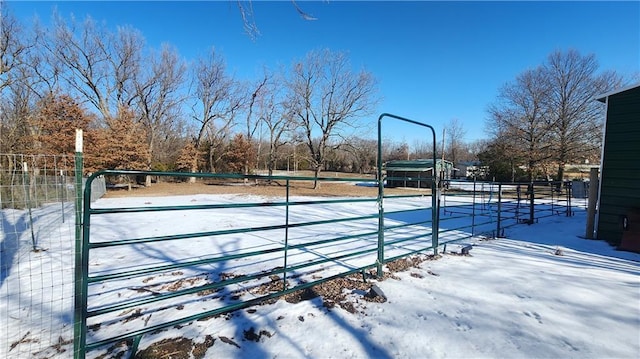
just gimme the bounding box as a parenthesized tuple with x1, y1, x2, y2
(384, 159, 453, 172)
(596, 83, 640, 103)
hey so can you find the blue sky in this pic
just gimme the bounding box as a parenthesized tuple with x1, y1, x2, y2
(7, 1, 640, 143)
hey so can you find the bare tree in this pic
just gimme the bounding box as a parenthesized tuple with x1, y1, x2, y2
(242, 69, 270, 176)
(543, 49, 623, 180)
(0, 6, 28, 92)
(385, 140, 410, 161)
(487, 67, 554, 181)
(0, 80, 33, 154)
(477, 137, 525, 181)
(410, 139, 434, 160)
(43, 14, 143, 122)
(244, 71, 269, 141)
(287, 48, 378, 188)
(343, 137, 377, 174)
(135, 44, 186, 171)
(191, 48, 243, 173)
(443, 118, 467, 166)
(0, 7, 32, 154)
(258, 72, 295, 176)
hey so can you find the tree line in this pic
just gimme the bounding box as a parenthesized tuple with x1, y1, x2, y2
(481, 50, 624, 182)
(2, 5, 629, 185)
(0, 7, 384, 188)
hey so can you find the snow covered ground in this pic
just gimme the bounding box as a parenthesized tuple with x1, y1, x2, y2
(1, 193, 639, 358)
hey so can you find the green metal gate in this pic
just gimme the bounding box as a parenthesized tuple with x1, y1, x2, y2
(73, 114, 442, 358)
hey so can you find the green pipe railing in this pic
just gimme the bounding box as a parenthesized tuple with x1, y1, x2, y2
(440, 179, 575, 239)
(73, 172, 577, 358)
(78, 113, 577, 358)
(75, 162, 441, 358)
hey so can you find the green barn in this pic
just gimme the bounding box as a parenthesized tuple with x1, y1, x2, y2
(595, 84, 640, 252)
(384, 159, 453, 188)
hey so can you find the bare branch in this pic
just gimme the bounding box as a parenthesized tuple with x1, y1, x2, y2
(287, 49, 379, 187)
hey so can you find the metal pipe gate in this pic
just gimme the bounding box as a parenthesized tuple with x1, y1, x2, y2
(73, 114, 442, 358)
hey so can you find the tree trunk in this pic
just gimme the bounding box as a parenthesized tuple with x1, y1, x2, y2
(556, 164, 565, 182)
(313, 166, 321, 189)
(189, 162, 197, 183)
(244, 161, 249, 184)
(527, 159, 534, 182)
(209, 146, 215, 173)
(146, 136, 154, 187)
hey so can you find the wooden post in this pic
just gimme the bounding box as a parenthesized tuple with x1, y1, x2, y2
(585, 168, 599, 239)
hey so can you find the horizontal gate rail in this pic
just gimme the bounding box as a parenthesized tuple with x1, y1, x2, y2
(73, 114, 584, 358)
(441, 179, 575, 239)
(75, 167, 441, 358)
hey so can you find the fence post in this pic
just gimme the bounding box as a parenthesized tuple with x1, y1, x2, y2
(566, 181, 572, 217)
(73, 130, 86, 359)
(60, 170, 66, 223)
(22, 162, 37, 250)
(376, 171, 385, 278)
(283, 179, 290, 290)
(433, 181, 439, 255)
(585, 168, 599, 239)
(471, 177, 476, 236)
(528, 183, 534, 225)
(496, 183, 502, 237)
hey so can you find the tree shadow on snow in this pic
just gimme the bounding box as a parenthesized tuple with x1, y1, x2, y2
(0, 211, 28, 287)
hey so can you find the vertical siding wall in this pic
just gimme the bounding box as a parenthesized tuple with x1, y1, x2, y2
(597, 87, 640, 245)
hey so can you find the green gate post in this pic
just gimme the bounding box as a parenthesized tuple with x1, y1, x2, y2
(283, 179, 290, 290)
(528, 183, 535, 224)
(432, 180, 439, 255)
(471, 177, 477, 236)
(496, 183, 502, 238)
(566, 181, 572, 217)
(376, 116, 385, 277)
(74, 130, 86, 359)
(377, 113, 439, 278)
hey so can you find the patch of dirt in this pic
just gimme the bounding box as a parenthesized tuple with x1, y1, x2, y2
(384, 254, 440, 278)
(243, 327, 273, 342)
(95, 340, 131, 359)
(133, 253, 445, 357)
(119, 308, 143, 323)
(218, 336, 240, 348)
(43, 336, 73, 356)
(249, 276, 289, 298)
(250, 273, 388, 313)
(131, 274, 209, 296)
(135, 337, 196, 359)
(163, 277, 204, 292)
(103, 177, 431, 199)
(192, 336, 216, 358)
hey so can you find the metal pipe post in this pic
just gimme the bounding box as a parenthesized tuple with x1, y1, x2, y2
(73, 130, 86, 359)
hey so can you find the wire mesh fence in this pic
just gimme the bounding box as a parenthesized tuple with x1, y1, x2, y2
(1, 154, 78, 358)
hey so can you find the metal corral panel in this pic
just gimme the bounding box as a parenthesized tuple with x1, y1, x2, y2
(596, 85, 640, 247)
